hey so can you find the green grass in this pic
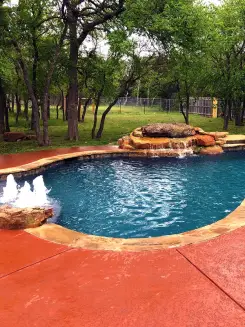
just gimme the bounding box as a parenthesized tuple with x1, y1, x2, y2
(1, 105, 244, 155)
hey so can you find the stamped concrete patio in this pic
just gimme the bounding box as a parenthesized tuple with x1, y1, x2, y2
(1, 147, 245, 327)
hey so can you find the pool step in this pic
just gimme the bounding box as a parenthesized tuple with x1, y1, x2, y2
(223, 143, 245, 151)
(225, 135, 245, 144)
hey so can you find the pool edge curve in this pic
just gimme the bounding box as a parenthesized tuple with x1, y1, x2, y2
(1, 146, 245, 251)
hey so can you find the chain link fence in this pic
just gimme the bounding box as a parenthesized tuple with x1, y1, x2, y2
(112, 97, 213, 116)
(49, 95, 214, 117)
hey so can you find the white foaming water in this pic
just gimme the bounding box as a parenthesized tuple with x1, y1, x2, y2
(1, 174, 56, 209)
(1, 174, 19, 202)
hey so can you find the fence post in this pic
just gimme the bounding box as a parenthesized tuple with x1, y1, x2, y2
(212, 98, 218, 118)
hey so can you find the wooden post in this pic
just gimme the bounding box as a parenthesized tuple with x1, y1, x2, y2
(92, 101, 96, 114)
(212, 98, 218, 118)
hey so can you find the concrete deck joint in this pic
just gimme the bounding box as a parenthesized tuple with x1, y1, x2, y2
(0, 243, 72, 280)
(177, 248, 245, 312)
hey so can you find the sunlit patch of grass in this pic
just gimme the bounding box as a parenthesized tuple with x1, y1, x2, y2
(1, 106, 244, 155)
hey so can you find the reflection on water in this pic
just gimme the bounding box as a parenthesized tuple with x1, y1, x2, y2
(2, 153, 245, 239)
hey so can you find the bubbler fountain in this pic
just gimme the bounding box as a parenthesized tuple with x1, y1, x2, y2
(118, 123, 228, 156)
(0, 175, 54, 229)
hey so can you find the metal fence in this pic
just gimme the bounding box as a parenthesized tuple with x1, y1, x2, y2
(49, 95, 213, 117)
(113, 97, 213, 116)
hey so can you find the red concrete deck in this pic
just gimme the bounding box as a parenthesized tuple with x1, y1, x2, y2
(0, 146, 117, 169)
(1, 147, 245, 326)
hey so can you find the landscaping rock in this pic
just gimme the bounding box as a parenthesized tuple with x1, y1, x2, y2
(197, 130, 229, 139)
(209, 132, 229, 139)
(3, 132, 37, 142)
(195, 134, 216, 147)
(3, 132, 27, 142)
(194, 127, 205, 134)
(200, 146, 223, 155)
(0, 205, 53, 229)
(130, 133, 170, 149)
(142, 123, 196, 138)
(118, 136, 129, 149)
(216, 139, 227, 146)
(132, 128, 143, 138)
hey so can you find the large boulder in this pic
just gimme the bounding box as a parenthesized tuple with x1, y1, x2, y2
(142, 123, 196, 138)
(3, 132, 36, 142)
(0, 205, 53, 229)
(4, 132, 26, 142)
(195, 134, 216, 147)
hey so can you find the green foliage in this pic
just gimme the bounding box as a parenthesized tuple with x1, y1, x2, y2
(2, 0, 245, 148)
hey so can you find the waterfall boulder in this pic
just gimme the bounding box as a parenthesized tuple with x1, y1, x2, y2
(132, 128, 143, 138)
(199, 146, 223, 155)
(118, 136, 134, 150)
(195, 135, 216, 147)
(0, 205, 53, 229)
(142, 123, 196, 138)
(117, 123, 229, 156)
(197, 131, 229, 139)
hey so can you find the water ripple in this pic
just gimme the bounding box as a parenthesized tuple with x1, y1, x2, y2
(15, 153, 245, 238)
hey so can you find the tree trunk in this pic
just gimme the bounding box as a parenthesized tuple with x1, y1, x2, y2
(0, 78, 6, 134)
(5, 99, 10, 132)
(229, 103, 233, 121)
(15, 93, 21, 124)
(67, 9, 79, 140)
(31, 32, 39, 130)
(185, 93, 190, 125)
(5, 96, 10, 132)
(234, 99, 242, 126)
(241, 98, 245, 124)
(96, 97, 119, 139)
(11, 93, 15, 112)
(92, 98, 99, 139)
(184, 80, 190, 125)
(177, 82, 188, 124)
(65, 94, 68, 121)
(62, 92, 65, 121)
(24, 98, 29, 121)
(12, 40, 41, 143)
(78, 96, 82, 122)
(47, 94, 50, 119)
(41, 92, 50, 145)
(223, 99, 231, 130)
(56, 96, 61, 119)
(92, 88, 104, 139)
(81, 97, 91, 122)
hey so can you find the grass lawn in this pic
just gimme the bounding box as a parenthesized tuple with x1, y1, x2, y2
(1, 105, 245, 155)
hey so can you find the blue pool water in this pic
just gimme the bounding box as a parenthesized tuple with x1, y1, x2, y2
(23, 153, 245, 238)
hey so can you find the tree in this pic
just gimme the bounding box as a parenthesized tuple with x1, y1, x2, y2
(205, 0, 245, 129)
(126, 0, 210, 124)
(6, 0, 68, 145)
(0, 0, 14, 133)
(62, 0, 125, 141)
